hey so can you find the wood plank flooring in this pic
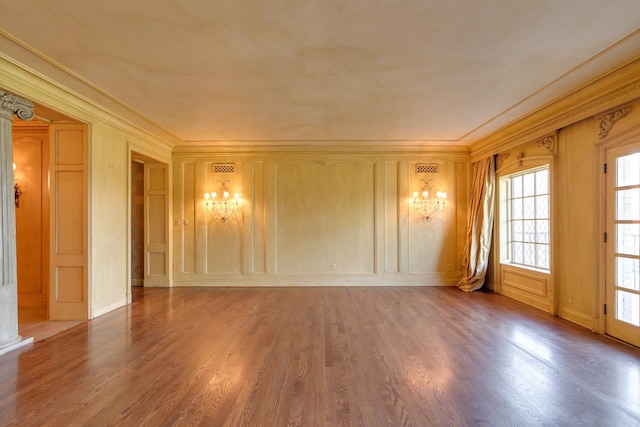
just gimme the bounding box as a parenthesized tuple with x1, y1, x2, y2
(1, 287, 639, 426)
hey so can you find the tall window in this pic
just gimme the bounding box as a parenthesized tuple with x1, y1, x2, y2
(503, 166, 550, 270)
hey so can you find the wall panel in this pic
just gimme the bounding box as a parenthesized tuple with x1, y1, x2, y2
(172, 148, 469, 287)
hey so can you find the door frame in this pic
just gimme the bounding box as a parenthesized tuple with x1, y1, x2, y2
(128, 145, 172, 300)
(597, 125, 640, 337)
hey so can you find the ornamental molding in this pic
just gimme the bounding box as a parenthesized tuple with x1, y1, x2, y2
(517, 152, 525, 167)
(598, 106, 632, 139)
(536, 131, 558, 155)
(0, 91, 34, 121)
(495, 152, 510, 171)
(470, 79, 640, 162)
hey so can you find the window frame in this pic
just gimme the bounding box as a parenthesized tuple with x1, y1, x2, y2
(498, 161, 552, 273)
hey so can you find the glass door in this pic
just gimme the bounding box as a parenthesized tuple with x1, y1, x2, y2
(606, 143, 640, 347)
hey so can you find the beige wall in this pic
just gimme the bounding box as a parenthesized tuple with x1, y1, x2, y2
(173, 148, 469, 286)
(0, 38, 175, 318)
(476, 58, 640, 330)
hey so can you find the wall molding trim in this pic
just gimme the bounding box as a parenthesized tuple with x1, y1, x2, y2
(470, 57, 640, 162)
(598, 105, 632, 139)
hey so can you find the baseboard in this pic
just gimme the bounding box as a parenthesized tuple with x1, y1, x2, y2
(0, 336, 34, 356)
(93, 297, 128, 318)
(557, 306, 593, 330)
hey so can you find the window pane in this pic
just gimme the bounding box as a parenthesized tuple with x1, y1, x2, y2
(616, 256, 640, 291)
(617, 152, 640, 187)
(536, 245, 549, 269)
(512, 199, 523, 220)
(512, 220, 523, 241)
(536, 195, 549, 218)
(535, 170, 548, 194)
(524, 220, 535, 242)
(536, 220, 549, 243)
(512, 242, 523, 263)
(616, 223, 640, 256)
(616, 290, 640, 326)
(523, 243, 535, 265)
(523, 197, 535, 219)
(617, 188, 640, 221)
(512, 175, 522, 198)
(523, 173, 535, 197)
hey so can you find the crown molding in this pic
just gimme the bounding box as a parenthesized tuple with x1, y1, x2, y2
(470, 57, 640, 162)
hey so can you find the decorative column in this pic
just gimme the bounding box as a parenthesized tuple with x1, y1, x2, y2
(0, 90, 34, 355)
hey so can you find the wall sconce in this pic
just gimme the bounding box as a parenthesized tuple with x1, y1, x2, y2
(204, 180, 241, 223)
(13, 163, 22, 208)
(411, 179, 446, 222)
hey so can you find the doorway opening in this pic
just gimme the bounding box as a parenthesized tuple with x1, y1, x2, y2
(14, 104, 87, 341)
(129, 151, 170, 297)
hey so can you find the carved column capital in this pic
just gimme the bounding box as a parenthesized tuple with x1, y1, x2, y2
(0, 90, 34, 122)
(599, 106, 631, 139)
(536, 131, 558, 155)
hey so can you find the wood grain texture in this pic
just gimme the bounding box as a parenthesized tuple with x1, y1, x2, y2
(1, 287, 639, 426)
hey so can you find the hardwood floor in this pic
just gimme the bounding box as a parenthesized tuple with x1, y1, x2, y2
(18, 306, 83, 343)
(1, 287, 639, 426)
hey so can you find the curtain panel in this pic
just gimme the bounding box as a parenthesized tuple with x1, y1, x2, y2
(457, 156, 495, 292)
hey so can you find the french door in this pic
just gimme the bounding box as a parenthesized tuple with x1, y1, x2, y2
(606, 142, 640, 347)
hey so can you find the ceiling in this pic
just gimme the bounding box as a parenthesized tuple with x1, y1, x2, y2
(2, 0, 640, 146)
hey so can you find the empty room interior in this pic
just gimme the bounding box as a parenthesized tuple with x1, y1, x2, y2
(1, 1, 640, 425)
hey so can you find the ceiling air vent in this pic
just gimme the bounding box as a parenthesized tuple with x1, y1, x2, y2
(416, 163, 439, 174)
(213, 164, 235, 174)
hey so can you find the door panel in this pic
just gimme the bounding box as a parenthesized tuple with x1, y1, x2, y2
(144, 162, 169, 287)
(606, 143, 640, 347)
(49, 124, 88, 320)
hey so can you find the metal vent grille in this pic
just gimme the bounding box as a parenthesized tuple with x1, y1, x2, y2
(416, 163, 439, 174)
(213, 164, 235, 174)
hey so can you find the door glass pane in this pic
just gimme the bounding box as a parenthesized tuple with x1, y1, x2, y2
(617, 152, 640, 187)
(616, 257, 640, 291)
(616, 290, 640, 326)
(617, 188, 640, 221)
(616, 223, 640, 256)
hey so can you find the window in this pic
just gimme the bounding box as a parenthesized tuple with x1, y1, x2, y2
(502, 166, 550, 270)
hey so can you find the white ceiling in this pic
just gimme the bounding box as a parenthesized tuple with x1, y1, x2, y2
(1, 0, 640, 146)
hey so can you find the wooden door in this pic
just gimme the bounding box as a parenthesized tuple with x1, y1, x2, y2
(144, 162, 169, 287)
(605, 142, 640, 347)
(49, 123, 88, 320)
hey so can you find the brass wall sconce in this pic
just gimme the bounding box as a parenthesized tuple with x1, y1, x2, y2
(411, 179, 446, 222)
(13, 163, 22, 208)
(204, 180, 241, 223)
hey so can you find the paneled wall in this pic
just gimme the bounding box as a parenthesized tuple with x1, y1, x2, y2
(473, 58, 640, 331)
(173, 148, 469, 287)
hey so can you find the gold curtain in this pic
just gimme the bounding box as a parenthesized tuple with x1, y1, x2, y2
(457, 157, 495, 292)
